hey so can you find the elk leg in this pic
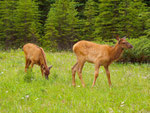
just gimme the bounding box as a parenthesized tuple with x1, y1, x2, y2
(104, 66, 112, 87)
(40, 66, 44, 77)
(25, 58, 28, 72)
(30, 62, 34, 69)
(72, 62, 78, 87)
(25, 59, 31, 72)
(92, 64, 100, 87)
(77, 60, 85, 87)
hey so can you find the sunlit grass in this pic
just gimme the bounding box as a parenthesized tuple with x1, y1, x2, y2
(0, 50, 150, 112)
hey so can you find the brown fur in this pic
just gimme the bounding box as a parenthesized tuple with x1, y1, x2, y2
(72, 36, 133, 87)
(23, 43, 52, 79)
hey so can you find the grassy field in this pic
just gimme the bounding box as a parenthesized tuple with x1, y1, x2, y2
(0, 49, 150, 113)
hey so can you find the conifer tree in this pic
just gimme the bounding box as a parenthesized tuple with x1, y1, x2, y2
(44, 0, 80, 50)
(118, 0, 146, 38)
(94, 0, 120, 40)
(82, 0, 98, 40)
(14, 0, 41, 47)
(140, 11, 150, 39)
(95, 0, 146, 40)
(0, 0, 17, 48)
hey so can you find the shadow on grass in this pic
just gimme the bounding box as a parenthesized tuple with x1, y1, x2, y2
(24, 69, 35, 83)
(49, 72, 58, 84)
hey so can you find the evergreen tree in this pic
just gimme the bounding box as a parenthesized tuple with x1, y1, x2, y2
(118, 0, 146, 38)
(0, 0, 17, 49)
(140, 10, 150, 39)
(94, 0, 146, 40)
(82, 0, 98, 40)
(94, 0, 121, 40)
(33, 0, 56, 36)
(44, 0, 80, 50)
(145, 14, 150, 39)
(144, 0, 150, 7)
(14, 0, 41, 47)
(74, 0, 87, 19)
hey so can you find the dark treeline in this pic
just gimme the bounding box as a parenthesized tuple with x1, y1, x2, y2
(0, 0, 150, 50)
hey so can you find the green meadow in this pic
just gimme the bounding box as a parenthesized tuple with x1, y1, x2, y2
(0, 50, 149, 113)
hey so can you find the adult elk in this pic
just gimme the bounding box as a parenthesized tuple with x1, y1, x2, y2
(23, 43, 52, 79)
(72, 36, 133, 87)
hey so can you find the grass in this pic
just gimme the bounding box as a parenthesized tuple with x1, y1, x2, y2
(0, 49, 149, 113)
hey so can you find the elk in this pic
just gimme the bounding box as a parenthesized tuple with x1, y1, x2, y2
(23, 43, 52, 79)
(72, 36, 133, 87)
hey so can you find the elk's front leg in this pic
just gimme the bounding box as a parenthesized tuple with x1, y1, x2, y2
(40, 66, 44, 77)
(104, 65, 112, 87)
(92, 64, 100, 87)
(25, 59, 31, 72)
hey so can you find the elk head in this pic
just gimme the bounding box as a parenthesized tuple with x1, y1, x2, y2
(44, 65, 53, 79)
(116, 36, 133, 49)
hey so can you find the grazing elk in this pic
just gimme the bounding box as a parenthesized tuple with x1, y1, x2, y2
(23, 43, 52, 79)
(72, 36, 133, 87)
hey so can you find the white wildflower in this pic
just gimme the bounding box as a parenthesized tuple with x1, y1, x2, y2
(120, 101, 125, 107)
(77, 85, 80, 87)
(21, 97, 24, 99)
(35, 98, 39, 100)
(25, 95, 29, 98)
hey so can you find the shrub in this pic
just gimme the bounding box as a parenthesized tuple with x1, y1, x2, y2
(120, 37, 150, 63)
(24, 69, 35, 83)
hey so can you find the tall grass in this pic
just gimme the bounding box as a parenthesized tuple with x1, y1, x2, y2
(0, 50, 149, 113)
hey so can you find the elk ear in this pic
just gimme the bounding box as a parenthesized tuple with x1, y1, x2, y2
(49, 65, 53, 70)
(122, 36, 126, 40)
(116, 35, 120, 41)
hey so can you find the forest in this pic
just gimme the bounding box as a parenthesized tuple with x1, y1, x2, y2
(0, 0, 150, 62)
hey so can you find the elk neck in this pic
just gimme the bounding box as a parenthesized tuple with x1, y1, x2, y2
(39, 48, 48, 69)
(110, 43, 124, 62)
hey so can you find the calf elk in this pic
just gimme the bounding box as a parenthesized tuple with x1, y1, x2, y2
(72, 36, 133, 87)
(23, 43, 52, 79)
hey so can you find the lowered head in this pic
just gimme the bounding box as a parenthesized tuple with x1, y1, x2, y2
(44, 65, 53, 79)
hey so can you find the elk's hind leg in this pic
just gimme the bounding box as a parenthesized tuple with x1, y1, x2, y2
(76, 60, 85, 87)
(72, 62, 78, 87)
(40, 66, 44, 77)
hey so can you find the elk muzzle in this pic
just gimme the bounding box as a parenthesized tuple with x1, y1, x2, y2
(45, 75, 49, 80)
(128, 44, 133, 49)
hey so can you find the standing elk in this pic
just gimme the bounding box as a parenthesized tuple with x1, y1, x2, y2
(72, 36, 133, 87)
(23, 43, 52, 79)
